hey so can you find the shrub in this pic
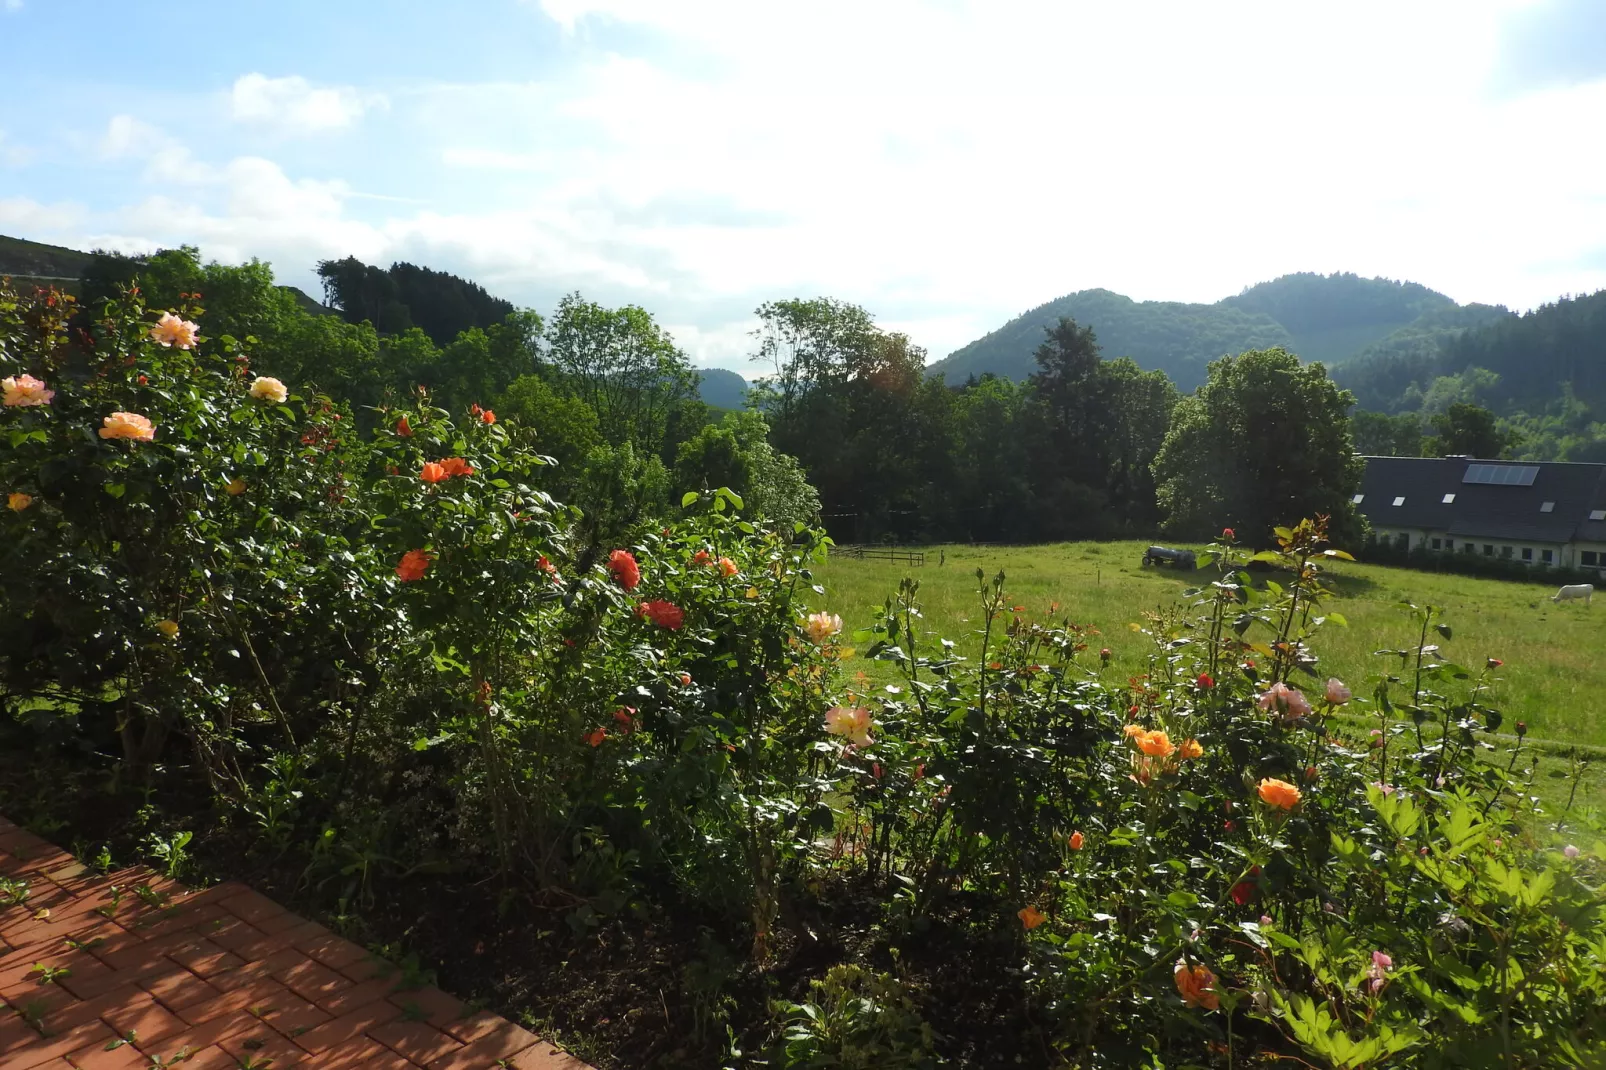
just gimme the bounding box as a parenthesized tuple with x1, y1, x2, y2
(2, 279, 1601, 1067)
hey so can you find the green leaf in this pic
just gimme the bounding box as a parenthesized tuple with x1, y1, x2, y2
(680, 491, 699, 507)
(104, 483, 126, 499)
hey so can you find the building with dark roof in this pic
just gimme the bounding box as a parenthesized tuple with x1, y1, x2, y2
(1359, 456, 1606, 575)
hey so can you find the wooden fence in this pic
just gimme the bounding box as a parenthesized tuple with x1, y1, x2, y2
(828, 544, 926, 566)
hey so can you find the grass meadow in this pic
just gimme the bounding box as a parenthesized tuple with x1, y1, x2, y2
(811, 540, 1606, 816)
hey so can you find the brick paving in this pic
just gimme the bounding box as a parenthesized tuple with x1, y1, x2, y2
(0, 815, 591, 1069)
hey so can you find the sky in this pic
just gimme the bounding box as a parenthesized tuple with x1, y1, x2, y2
(3, 0, 1606, 373)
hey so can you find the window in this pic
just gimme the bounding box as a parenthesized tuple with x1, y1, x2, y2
(1431, 538, 1442, 550)
(1501, 545, 1513, 558)
(1484, 544, 1494, 556)
(1540, 501, 1555, 513)
(1396, 532, 1409, 549)
(1522, 547, 1533, 561)
(1591, 510, 1606, 521)
(1442, 493, 1456, 504)
(1352, 493, 1365, 504)
(1586, 551, 1601, 567)
(1543, 549, 1554, 564)
(1392, 496, 1406, 507)
(1463, 542, 1475, 553)
(1462, 464, 1539, 486)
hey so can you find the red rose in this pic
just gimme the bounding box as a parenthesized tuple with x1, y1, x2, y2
(638, 600, 685, 630)
(608, 549, 641, 590)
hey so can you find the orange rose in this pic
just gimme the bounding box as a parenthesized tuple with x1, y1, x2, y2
(1018, 906, 1047, 931)
(718, 557, 739, 577)
(1257, 777, 1302, 810)
(1069, 831, 1084, 851)
(420, 462, 448, 484)
(1174, 960, 1220, 1010)
(1180, 738, 1204, 760)
(395, 549, 432, 582)
(1136, 730, 1175, 758)
(438, 457, 475, 478)
(395, 415, 413, 437)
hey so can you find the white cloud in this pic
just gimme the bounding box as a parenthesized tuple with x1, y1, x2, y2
(99, 115, 214, 184)
(229, 74, 385, 133)
(21, 0, 1606, 372)
(0, 197, 85, 234)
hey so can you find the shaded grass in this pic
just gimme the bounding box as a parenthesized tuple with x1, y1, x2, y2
(810, 540, 1605, 819)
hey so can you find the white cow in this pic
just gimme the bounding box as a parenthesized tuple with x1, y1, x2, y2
(1552, 583, 1593, 605)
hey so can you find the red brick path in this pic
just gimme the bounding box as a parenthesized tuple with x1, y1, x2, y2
(0, 816, 592, 1069)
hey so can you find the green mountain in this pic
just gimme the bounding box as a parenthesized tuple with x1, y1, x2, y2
(928, 272, 1471, 391)
(0, 233, 330, 314)
(695, 367, 749, 410)
(0, 233, 93, 285)
(1329, 303, 1515, 411)
(928, 288, 1294, 391)
(1218, 272, 1457, 367)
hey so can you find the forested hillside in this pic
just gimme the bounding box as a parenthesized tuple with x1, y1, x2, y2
(928, 288, 1294, 390)
(1219, 272, 1456, 366)
(930, 272, 1478, 390)
(1342, 292, 1606, 463)
(694, 366, 749, 409)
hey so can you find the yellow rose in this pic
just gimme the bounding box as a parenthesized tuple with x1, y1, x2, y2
(155, 619, 180, 639)
(7, 492, 32, 512)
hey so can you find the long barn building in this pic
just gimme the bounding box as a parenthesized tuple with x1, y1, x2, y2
(1359, 456, 1606, 575)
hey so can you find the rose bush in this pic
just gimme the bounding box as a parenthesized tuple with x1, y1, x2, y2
(2, 279, 1601, 1068)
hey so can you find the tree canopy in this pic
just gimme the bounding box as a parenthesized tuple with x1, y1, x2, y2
(1153, 348, 1363, 545)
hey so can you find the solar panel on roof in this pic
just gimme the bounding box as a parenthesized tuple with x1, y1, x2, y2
(1462, 464, 1539, 486)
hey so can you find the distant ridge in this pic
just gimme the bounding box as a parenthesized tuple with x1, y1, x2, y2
(927, 272, 1468, 391)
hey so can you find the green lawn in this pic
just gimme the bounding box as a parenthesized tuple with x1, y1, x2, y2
(810, 540, 1605, 816)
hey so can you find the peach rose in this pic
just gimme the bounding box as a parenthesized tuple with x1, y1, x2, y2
(2, 373, 54, 407)
(824, 705, 873, 747)
(150, 312, 199, 349)
(248, 376, 288, 404)
(99, 412, 156, 441)
(803, 611, 843, 644)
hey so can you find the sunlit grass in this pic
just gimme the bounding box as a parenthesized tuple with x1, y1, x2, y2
(810, 539, 1606, 819)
